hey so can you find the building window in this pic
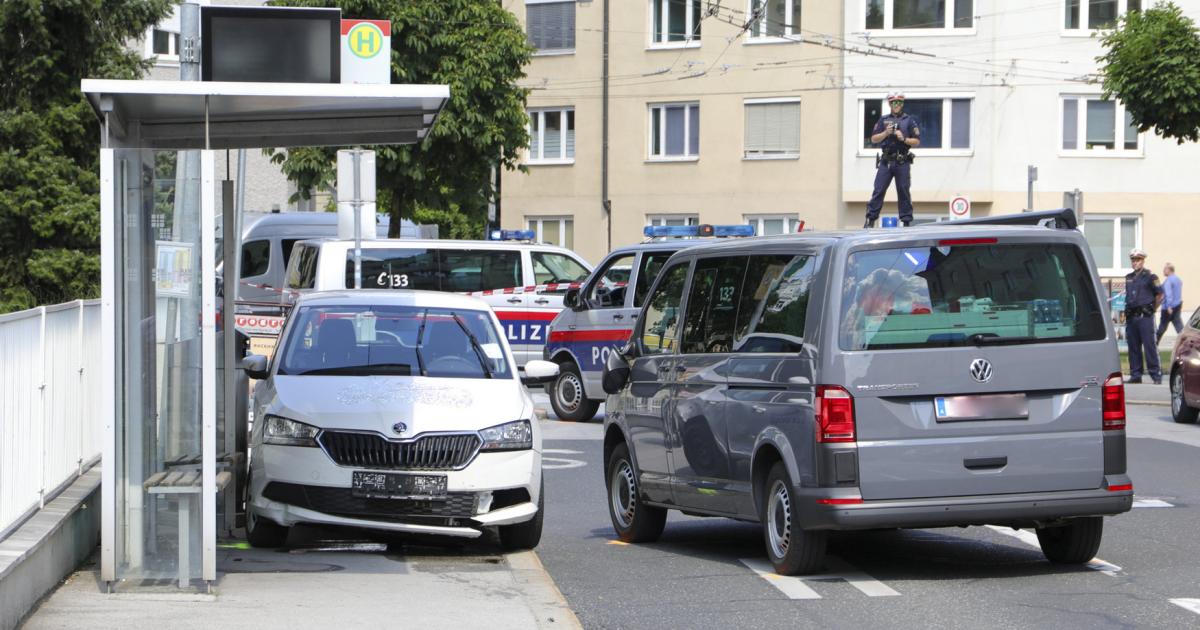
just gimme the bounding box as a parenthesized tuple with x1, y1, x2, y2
(527, 216, 574, 249)
(528, 107, 575, 163)
(651, 0, 702, 45)
(748, 0, 802, 39)
(1061, 96, 1141, 154)
(861, 95, 972, 152)
(527, 0, 575, 53)
(1083, 215, 1140, 274)
(1065, 0, 1139, 31)
(147, 28, 180, 60)
(649, 103, 700, 159)
(745, 99, 800, 158)
(647, 214, 699, 227)
(864, 0, 973, 31)
(745, 214, 801, 235)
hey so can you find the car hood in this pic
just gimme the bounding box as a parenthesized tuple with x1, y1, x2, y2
(268, 375, 531, 435)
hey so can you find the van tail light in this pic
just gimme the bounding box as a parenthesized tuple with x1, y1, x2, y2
(1102, 372, 1126, 431)
(816, 385, 856, 443)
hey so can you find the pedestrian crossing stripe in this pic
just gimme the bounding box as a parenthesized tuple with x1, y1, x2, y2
(1171, 599, 1200, 616)
(984, 525, 1122, 575)
(1133, 499, 1175, 508)
(740, 557, 900, 599)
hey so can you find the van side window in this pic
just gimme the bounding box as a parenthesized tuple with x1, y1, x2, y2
(588, 253, 635, 308)
(634, 252, 675, 307)
(531, 252, 589, 290)
(352, 249, 440, 290)
(639, 262, 690, 355)
(440, 250, 521, 293)
(682, 257, 748, 354)
(733, 255, 814, 353)
(287, 245, 319, 290)
(241, 239, 270, 278)
(281, 239, 303, 270)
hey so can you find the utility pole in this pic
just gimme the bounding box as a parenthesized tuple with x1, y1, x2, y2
(1026, 165, 1038, 212)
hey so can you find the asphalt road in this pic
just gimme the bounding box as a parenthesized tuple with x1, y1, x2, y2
(535, 402, 1200, 630)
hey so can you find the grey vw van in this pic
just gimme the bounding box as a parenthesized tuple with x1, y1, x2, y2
(601, 211, 1133, 575)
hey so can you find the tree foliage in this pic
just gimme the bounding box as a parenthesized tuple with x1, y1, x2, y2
(267, 0, 532, 237)
(0, 0, 171, 312)
(1099, 2, 1200, 143)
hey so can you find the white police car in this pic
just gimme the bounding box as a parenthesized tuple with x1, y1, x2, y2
(281, 229, 592, 366)
(543, 224, 755, 421)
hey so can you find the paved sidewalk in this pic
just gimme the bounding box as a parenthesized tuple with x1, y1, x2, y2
(24, 528, 579, 630)
(1125, 381, 1171, 406)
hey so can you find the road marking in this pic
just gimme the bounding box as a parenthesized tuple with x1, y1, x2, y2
(606, 540, 630, 546)
(1132, 499, 1175, 508)
(984, 525, 1122, 576)
(740, 558, 899, 599)
(1171, 599, 1200, 616)
(542, 448, 586, 470)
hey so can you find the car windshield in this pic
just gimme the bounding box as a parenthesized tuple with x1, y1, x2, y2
(839, 242, 1107, 350)
(277, 304, 511, 379)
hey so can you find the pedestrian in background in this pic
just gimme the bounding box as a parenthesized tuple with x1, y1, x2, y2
(1124, 249, 1163, 384)
(1157, 262, 1184, 344)
(863, 92, 920, 228)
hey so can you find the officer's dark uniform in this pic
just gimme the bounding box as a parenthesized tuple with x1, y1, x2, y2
(1125, 266, 1163, 383)
(865, 112, 919, 225)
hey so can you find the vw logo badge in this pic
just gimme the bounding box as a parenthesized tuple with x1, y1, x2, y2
(392, 422, 408, 435)
(969, 359, 993, 383)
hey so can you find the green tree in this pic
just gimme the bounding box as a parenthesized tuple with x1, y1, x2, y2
(1099, 2, 1200, 143)
(0, 0, 172, 312)
(267, 0, 531, 237)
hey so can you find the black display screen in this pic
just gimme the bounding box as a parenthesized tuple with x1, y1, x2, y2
(201, 7, 340, 83)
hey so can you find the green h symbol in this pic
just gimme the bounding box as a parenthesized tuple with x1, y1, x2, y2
(355, 29, 376, 53)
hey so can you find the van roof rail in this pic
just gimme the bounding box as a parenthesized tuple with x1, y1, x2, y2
(948, 208, 1077, 230)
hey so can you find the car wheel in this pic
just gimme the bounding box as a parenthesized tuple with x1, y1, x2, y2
(1171, 368, 1199, 424)
(499, 480, 544, 551)
(246, 505, 289, 548)
(550, 361, 600, 422)
(762, 462, 827, 575)
(1036, 516, 1103, 564)
(606, 443, 666, 543)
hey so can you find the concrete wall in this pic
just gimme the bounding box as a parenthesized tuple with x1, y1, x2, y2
(503, 1, 845, 263)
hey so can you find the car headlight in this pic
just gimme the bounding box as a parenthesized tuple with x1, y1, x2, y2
(479, 420, 533, 452)
(263, 415, 320, 447)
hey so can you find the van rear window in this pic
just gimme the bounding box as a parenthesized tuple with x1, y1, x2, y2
(346, 249, 521, 293)
(839, 243, 1106, 350)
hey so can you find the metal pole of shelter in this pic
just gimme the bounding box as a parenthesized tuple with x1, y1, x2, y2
(201, 96, 217, 589)
(353, 149, 362, 289)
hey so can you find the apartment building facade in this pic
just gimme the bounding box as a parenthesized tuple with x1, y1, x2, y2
(841, 0, 1200, 287)
(503, 0, 846, 263)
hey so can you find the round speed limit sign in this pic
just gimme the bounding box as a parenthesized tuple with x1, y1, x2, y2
(949, 196, 971, 218)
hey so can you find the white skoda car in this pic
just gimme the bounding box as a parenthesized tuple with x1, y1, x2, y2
(241, 290, 558, 549)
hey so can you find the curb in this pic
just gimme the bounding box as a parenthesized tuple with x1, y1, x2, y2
(1129, 400, 1170, 407)
(507, 550, 582, 629)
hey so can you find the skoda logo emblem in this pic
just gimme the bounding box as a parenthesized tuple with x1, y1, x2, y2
(970, 359, 993, 383)
(392, 422, 408, 435)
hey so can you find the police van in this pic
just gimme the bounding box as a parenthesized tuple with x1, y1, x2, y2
(281, 231, 591, 365)
(599, 209, 1133, 575)
(544, 224, 755, 421)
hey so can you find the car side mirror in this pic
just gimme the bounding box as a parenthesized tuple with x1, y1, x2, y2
(521, 359, 560, 386)
(240, 354, 269, 380)
(602, 343, 636, 394)
(564, 287, 585, 311)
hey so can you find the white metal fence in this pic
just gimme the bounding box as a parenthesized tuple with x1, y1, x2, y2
(0, 300, 102, 537)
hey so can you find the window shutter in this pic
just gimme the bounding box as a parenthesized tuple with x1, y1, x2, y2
(528, 2, 575, 50)
(746, 102, 799, 155)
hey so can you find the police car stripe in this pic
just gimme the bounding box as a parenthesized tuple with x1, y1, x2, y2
(548, 329, 632, 343)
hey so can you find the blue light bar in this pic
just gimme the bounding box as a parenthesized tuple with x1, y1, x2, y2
(642, 224, 757, 238)
(489, 229, 537, 241)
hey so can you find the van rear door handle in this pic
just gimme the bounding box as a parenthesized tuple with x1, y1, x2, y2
(612, 314, 625, 320)
(964, 456, 1007, 470)
(506, 297, 522, 304)
(534, 298, 550, 305)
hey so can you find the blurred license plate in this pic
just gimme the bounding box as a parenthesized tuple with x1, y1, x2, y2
(352, 471, 447, 499)
(934, 394, 1028, 421)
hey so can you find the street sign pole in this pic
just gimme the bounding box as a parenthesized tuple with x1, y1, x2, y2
(353, 148, 362, 290)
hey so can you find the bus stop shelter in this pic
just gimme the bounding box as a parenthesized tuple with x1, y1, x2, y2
(81, 79, 448, 591)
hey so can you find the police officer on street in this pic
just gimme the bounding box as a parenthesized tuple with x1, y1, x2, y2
(864, 92, 920, 228)
(1124, 248, 1164, 384)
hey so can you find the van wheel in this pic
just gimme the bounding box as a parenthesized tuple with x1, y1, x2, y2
(1171, 369, 1199, 423)
(1036, 517, 1103, 564)
(606, 443, 666, 542)
(762, 462, 827, 575)
(500, 480, 544, 550)
(550, 362, 600, 422)
(246, 506, 289, 548)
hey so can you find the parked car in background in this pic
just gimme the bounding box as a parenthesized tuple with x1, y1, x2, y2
(282, 236, 591, 365)
(241, 290, 559, 548)
(1169, 306, 1200, 423)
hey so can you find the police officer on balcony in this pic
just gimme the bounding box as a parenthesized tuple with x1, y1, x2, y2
(1124, 248, 1163, 384)
(864, 92, 920, 228)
